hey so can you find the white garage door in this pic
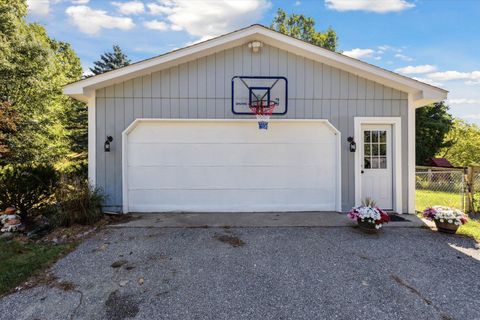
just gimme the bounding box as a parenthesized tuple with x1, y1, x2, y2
(123, 120, 340, 213)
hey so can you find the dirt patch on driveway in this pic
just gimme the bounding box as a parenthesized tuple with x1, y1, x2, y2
(105, 290, 140, 320)
(214, 234, 245, 247)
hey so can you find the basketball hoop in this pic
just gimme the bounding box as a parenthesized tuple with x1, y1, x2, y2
(249, 100, 277, 130)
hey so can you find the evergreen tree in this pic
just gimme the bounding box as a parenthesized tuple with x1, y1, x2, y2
(90, 45, 131, 75)
(271, 9, 338, 52)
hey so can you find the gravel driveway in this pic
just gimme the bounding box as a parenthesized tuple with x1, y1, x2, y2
(1, 225, 479, 320)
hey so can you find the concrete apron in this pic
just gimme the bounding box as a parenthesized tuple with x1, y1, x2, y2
(110, 212, 426, 228)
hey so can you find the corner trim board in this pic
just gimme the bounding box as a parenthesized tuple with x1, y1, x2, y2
(88, 93, 96, 187)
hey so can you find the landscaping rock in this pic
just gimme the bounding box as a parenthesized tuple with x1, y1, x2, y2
(27, 224, 53, 239)
(0, 232, 14, 241)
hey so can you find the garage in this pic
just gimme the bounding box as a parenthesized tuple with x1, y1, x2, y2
(122, 119, 341, 213)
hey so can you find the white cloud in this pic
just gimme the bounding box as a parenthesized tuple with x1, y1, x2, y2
(144, 19, 169, 31)
(466, 80, 480, 86)
(71, 0, 90, 4)
(147, 3, 172, 15)
(427, 71, 480, 82)
(461, 114, 480, 120)
(295, 0, 301, 6)
(66, 6, 135, 35)
(343, 48, 374, 59)
(111, 1, 145, 15)
(146, 0, 271, 39)
(395, 65, 437, 75)
(394, 53, 413, 62)
(27, 0, 51, 16)
(325, 0, 414, 13)
(448, 99, 480, 105)
(412, 77, 442, 87)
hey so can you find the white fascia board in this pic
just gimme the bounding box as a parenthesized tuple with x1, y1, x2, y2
(64, 25, 448, 105)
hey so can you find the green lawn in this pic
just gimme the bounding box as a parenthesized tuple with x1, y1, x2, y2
(416, 189, 464, 212)
(457, 219, 480, 241)
(416, 189, 480, 241)
(0, 240, 76, 296)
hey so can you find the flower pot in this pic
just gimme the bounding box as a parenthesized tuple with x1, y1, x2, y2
(434, 220, 459, 234)
(357, 219, 378, 233)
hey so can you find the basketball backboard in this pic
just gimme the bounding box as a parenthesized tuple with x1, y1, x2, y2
(231, 76, 288, 115)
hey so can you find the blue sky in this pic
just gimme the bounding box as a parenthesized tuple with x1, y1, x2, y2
(27, 0, 480, 124)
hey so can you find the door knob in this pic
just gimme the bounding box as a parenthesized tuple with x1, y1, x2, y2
(361, 170, 364, 174)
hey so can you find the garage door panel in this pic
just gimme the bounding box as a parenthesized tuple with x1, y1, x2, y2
(124, 120, 339, 212)
(128, 188, 336, 212)
(128, 142, 336, 167)
(128, 166, 336, 190)
(128, 121, 335, 144)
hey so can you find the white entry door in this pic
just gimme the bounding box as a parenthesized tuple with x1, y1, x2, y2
(360, 124, 393, 209)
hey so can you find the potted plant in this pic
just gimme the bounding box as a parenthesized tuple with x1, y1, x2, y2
(422, 206, 468, 234)
(347, 198, 390, 233)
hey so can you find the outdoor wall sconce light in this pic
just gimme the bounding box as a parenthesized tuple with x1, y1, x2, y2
(104, 136, 113, 152)
(347, 136, 356, 152)
(248, 41, 263, 53)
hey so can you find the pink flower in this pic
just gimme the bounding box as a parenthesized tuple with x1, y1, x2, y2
(347, 208, 359, 220)
(423, 207, 437, 220)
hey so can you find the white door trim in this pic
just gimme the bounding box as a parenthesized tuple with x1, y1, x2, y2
(354, 117, 402, 213)
(122, 118, 342, 213)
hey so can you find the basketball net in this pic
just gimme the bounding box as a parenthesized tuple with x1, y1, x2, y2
(249, 101, 277, 130)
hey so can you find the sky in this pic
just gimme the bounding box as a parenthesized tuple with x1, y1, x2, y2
(26, 0, 480, 124)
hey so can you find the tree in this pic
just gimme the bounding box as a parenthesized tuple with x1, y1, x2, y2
(415, 101, 454, 165)
(270, 9, 338, 51)
(0, 0, 85, 167)
(0, 101, 18, 158)
(90, 45, 131, 75)
(438, 120, 480, 167)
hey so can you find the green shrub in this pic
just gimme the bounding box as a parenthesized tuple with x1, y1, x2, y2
(0, 163, 58, 221)
(473, 192, 480, 214)
(54, 176, 105, 226)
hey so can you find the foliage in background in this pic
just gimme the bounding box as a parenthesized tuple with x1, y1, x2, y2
(270, 8, 338, 51)
(0, 0, 86, 169)
(439, 120, 480, 167)
(54, 176, 104, 227)
(0, 101, 18, 158)
(415, 101, 454, 165)
(0, 163, 58, 221)
(90, 45, 131, 75)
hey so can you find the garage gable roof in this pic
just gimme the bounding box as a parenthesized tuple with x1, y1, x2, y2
(64, 24, 447, 107)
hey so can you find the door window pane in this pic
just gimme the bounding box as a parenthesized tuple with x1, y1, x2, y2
(364, 157, 371, 169)
(364, 131, 371, 142)
(379, 144, 386, 156)
(371, 158, 379, 169)
(379, 131, 386, 143)
(372, 131, 379, 143)
(379, 157, 387, 169)
(372, 144, 379, 156)
(364, 144, 371, 156)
